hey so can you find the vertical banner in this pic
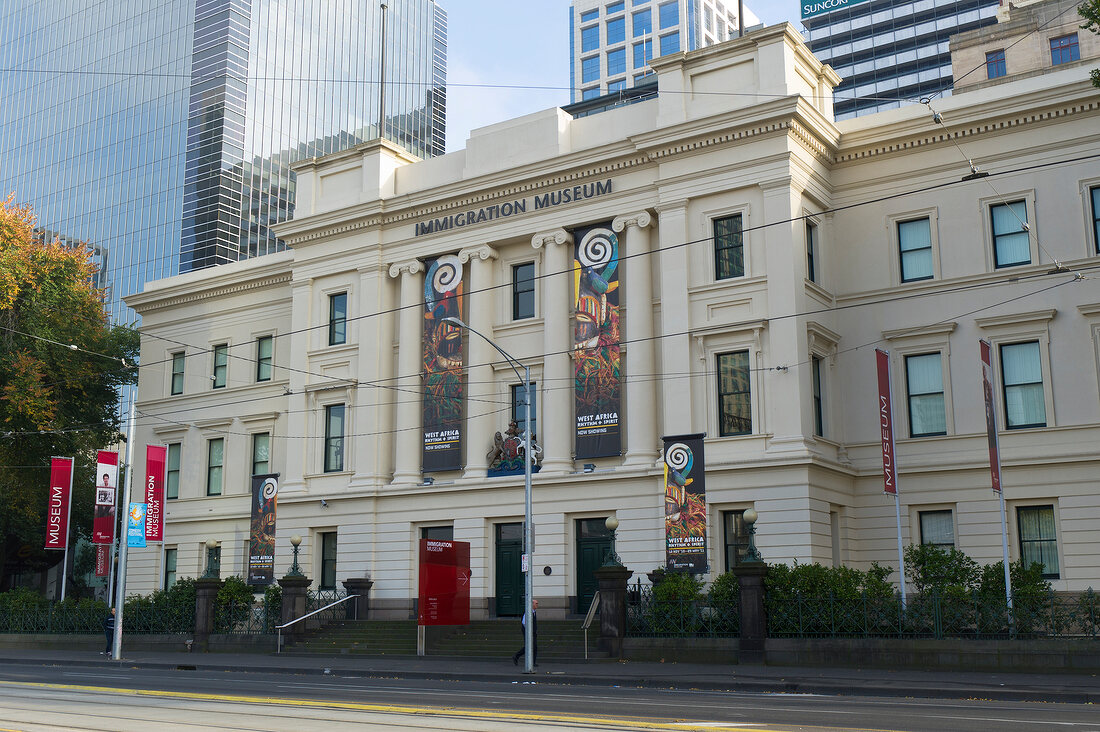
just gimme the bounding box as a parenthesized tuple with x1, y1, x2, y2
(979, 339, 1002, 493)
(126, 503, 147, 548)
(95, 545, 110, 577)
(248, 474, 279, 585)
(572, 223, 622, 458)
(93, 451, 119, 545)
(417, 539, 471, 626)
(144, 445, 166, 542)
(422, 255, 465, 472)
(662, 434, 707, 573)
(875, 349, 899, 495)
(45, 457, 74, 550)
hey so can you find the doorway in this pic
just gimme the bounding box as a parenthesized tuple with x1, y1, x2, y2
(495, 522, 523, 616)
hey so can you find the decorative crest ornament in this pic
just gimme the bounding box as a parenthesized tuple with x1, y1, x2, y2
(486, 420, 542, 477)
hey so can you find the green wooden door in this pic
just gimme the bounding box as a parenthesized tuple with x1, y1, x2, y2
(575, 518, 612, 613)
(495, 523, 524, 616)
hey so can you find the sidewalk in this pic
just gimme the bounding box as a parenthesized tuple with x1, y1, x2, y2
(0, 648, 1097, 703)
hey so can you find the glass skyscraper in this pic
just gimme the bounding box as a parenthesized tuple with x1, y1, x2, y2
(0, 0, 446, 320)
(569, 0, 761, 103)
(801, 0, 998, 119)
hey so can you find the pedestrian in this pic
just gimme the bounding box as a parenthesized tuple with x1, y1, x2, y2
(512, 598, 537, 667)
(103, 606, 115, 656)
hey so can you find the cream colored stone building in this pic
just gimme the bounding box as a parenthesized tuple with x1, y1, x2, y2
(125, 22, 1100, 617)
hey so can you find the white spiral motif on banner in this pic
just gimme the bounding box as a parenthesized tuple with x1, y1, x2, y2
(432, 254, 463, 294)
(261, 477, 278, 500)
(665, 443, 692, 472)
(578, 228, 615, 269)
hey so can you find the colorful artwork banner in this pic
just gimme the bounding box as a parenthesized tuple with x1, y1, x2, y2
(93, 450, 118, 545)
(145, 445, 166, 542)
(572, 223, 621, 459)
(45, 457, 74, 551)
(126, 503, 147, 548)
(663, 434, 707, 573)
(422, 255, 465, 472)
(248, 474, 279, 585)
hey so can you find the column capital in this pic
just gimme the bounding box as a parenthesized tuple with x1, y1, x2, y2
(611, 211, 654, 233)
(387, 259, 423, 279)
(531, 228, 573, 250)
(457, 244, 498, 263)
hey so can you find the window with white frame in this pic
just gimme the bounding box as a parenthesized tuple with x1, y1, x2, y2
(1090, 185, 1100, 254)
(717, 351, 751, 436)
(251, 432, 270, 477)
(811, 355, 824, 437)
(324, 404, 345, 472)
(328, 292, 347, 345)
(999, 341, 1046, 429)
(713, 213, 744, 280)
(898, 217, 933, 282)
(991, 201, 1031, 268)
(166, 443, 181, 500)
(212, 344, 228, 389)
(805, 220, 818, 283)
(256, 336, 273, 382)
(511, 383, 537, 441)
(170, 352, 185, 395)
(512, 262, 534, 320)
(905, 352, 946, 437)
(919, 509, 954, 548)
(206, 438, 224, 496)
(164, 547, 178, 589)
(1017, 505, 1058, 578)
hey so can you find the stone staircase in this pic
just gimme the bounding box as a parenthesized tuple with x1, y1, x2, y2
(283, 618, 609, 661)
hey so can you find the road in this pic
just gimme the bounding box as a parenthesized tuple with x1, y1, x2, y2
(0, 664, 1095, 731)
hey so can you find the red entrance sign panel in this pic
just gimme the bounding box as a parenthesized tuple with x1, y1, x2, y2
(417, 539, 470, 626)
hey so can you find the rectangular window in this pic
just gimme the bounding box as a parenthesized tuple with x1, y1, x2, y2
(256, 336, 273, 382)
(723, 510, 749, 570)
(328, 292, 347, 345)
(713, 213, 744, 280)
(633, 8, 651, 37)
(633, 39, 653, 69)
(1091, 186, 1100, 253)
(607, 48, 626, 76)
(659, 1, 679, 29)
(898, 218, 934, 282)
(607, 17, 625, 45)
(811, 356, 824, 437)
(206, 438, 224, 496)
(1049, 33, 1080, 66)
(581, 9, 599, 23)
(905, 353, 946, 437)
(1000, 341, 1046, 429)
(991, 201, 1030, 268)
(659, 31, 680, 55)
(608, 78, 626, 92)
(717, 351, 751, 436)
(252, 432, 270, 476)
(324, 404, 345, 472)
(582, 55, 601, 83)
(919, 510, 954, 548)
(985, 49, 1006, 79)
(166, 443, 181, 500)
(1018, 505, 1058, 578)
(164, 547, 178, 589)
(582, 87, 602, 100)
(581, 24, 600, 52)
(511, 382, 537, 441)
(171, 352, 185, 395)
(606, 1, 625, 13)
(320, 531, 338, 590)
(512, 262, 535, 320)
(212, 344, 228, 388)
(207, 545, 222, 577)
(805, 221, 817, 283)
(421, 525, 454, 541)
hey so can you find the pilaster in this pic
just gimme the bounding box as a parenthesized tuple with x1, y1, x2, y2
(532, 229, 574, 474)
(389, 260, 425, 484)
(459, 245, 499, 479)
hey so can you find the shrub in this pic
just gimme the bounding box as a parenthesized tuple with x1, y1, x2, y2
(652, 570, 704, 604)
(707, 571, 740, 611)
(764, 561, 895, 602)
(904, 544, 979, 596)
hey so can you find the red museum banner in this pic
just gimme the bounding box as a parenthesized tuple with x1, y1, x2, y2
(45, 457, 74, 550)
(145, 445, 166, 542)
(417, 539, 470, 626)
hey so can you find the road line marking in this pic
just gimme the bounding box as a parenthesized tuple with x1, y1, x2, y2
(0, 680, 812, 732)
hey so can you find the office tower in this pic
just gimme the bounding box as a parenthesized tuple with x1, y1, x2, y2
(569, 0, 761, 102)
(0, 0, 446, 320)
(801, 0, 999, 120)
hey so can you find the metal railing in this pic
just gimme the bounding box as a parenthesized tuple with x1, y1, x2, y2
(625, 587, 740, 638)
(276, 594, 360, 653)
(582, 591, 600, 659)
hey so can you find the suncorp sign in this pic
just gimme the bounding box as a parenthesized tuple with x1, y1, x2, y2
(802, 0, 871, 19)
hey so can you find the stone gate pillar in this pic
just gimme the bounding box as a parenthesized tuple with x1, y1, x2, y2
(342, 577, 374, 620)
(193, 577, 222, 652)
(733, 564, 768, 664)
(594, 565, 634, 658)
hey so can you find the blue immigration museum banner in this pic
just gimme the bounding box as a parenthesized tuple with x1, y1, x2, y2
(572, 223, 621, 459)
(802, 0, 871, 19)
(663, 434, 707, 573)
(422, 255, 465, 472)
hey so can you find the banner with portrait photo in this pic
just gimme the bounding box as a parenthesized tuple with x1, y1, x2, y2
(663, 433, 707, 573)
(93, 450, 119, 545)
(572, 223, 621, 459)
(248, 474, 279, 585)
(422, 255, 466, 472)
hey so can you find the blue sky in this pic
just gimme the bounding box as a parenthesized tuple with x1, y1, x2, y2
(444, 1, 804, 151)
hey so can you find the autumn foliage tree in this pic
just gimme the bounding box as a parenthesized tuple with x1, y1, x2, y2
(1084, 1, 1100, 88)
(0, 195, 138, 592)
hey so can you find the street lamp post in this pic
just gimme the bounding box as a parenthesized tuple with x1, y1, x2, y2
(442, 316, 535, 674)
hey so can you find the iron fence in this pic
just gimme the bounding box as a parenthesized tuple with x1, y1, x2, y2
(214, 596, 279, 635)
(0, 602, 192, 635)
(626, 586, 740, 637)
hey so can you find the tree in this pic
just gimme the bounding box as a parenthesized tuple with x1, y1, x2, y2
(1083, 0, 1100, 88)
(0, 195, 138, 592)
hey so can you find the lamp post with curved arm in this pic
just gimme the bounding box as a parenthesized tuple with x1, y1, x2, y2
(442, 316, 535, 674)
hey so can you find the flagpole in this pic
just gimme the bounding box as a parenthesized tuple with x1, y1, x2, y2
(112, 403, 136, 660)
(875, 349, 907, 610)
(59, 457, 74, 602)
(979, 340, 1013, 620)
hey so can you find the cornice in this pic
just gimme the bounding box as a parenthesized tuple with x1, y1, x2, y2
(975, 308, 1057, 330)
(132, 273, 293, 313)
(882, 322, 958, 341)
